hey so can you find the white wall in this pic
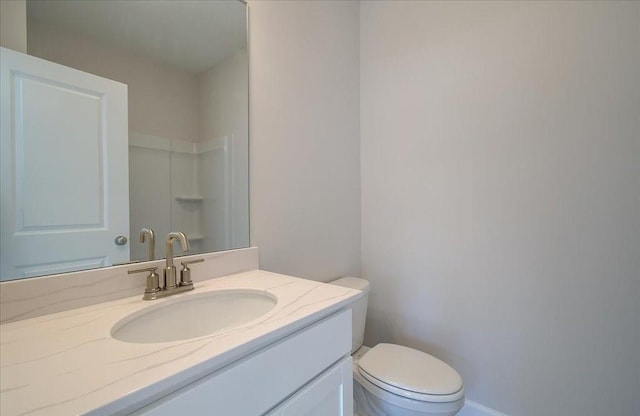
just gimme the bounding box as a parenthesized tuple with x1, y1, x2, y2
(27, 19, 200, 143)
(199, 49, 248, 143)
(360, 2, 640, 416)
(128, 143, 171, 261)
(199, 49, 250, 249)
(248, 1, 361, 281)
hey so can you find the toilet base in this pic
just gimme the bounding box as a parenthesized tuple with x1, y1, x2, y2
(354, 380, 464, 416)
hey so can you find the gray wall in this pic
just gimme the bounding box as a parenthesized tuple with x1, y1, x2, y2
(361, 1, 640, 415)
(0, 0, 27, 53)
(249, 0, 361, 281)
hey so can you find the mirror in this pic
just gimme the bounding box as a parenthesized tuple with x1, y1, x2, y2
(0, 0, 249, 281)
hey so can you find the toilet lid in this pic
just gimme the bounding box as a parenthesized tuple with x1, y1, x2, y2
(358, 343, 463, 397)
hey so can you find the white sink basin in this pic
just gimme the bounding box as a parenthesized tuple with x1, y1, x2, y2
(111, 289, 277, 343)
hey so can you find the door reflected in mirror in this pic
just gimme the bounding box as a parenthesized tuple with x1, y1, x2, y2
(0, 0, 249, 281)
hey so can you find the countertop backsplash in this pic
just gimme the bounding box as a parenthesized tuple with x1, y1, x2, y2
(0, 247, 259, 323)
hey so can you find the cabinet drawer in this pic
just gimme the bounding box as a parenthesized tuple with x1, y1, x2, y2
(133, 309, 351, 415)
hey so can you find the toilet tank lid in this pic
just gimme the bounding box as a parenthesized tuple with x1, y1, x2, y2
(330, 277, 370, 293)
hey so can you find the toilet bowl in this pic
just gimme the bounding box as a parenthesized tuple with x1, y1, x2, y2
(330, 277, 465, 416)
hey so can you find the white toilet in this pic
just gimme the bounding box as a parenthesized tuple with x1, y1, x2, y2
(330, 277, 465, 416)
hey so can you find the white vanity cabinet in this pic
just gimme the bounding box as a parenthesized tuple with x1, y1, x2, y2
(130, 309, 353, 416)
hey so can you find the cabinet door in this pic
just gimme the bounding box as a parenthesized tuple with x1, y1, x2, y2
(274, 356, 353, 416)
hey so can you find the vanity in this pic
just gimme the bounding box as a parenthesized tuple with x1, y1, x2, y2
(0, 256, 360, 416)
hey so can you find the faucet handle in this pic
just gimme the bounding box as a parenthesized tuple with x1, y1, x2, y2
(181, 258, 204, 267)
(180, 258, 204, 287)
(128, 266, 161, 300)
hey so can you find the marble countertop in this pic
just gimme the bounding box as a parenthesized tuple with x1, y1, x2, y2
(0, 270, 361, 416)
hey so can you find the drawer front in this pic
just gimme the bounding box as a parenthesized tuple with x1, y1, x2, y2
(133, 309, 351, 415)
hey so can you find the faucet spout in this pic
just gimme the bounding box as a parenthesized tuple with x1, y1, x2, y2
(164, 232, 189, 289)
(165, 232, 189, 268)
(139, 228, 155, 260)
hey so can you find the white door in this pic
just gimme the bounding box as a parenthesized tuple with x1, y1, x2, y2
(0, 47, 129, 280)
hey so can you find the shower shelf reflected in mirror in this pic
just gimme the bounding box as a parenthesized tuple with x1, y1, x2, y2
(175, 196, 205, 202)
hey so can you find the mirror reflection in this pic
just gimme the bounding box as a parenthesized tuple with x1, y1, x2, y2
(0, 0, 249, 281)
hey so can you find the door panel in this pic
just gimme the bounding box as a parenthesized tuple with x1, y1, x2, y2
(280, 357, 352, 416)
(19, 74, 104, 228)
(0, 47, 129, 280)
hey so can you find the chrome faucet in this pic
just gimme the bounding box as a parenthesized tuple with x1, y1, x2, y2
(139, 228, 155, 260)
(128, 232, 204, 300)
(164, 232, 189, 290)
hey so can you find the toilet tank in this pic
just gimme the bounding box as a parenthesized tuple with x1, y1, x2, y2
(329, 277, 370, 354)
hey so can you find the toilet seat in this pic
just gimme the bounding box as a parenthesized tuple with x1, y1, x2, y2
(353, 368, 465, 414)
(357, 343, 464, 403)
